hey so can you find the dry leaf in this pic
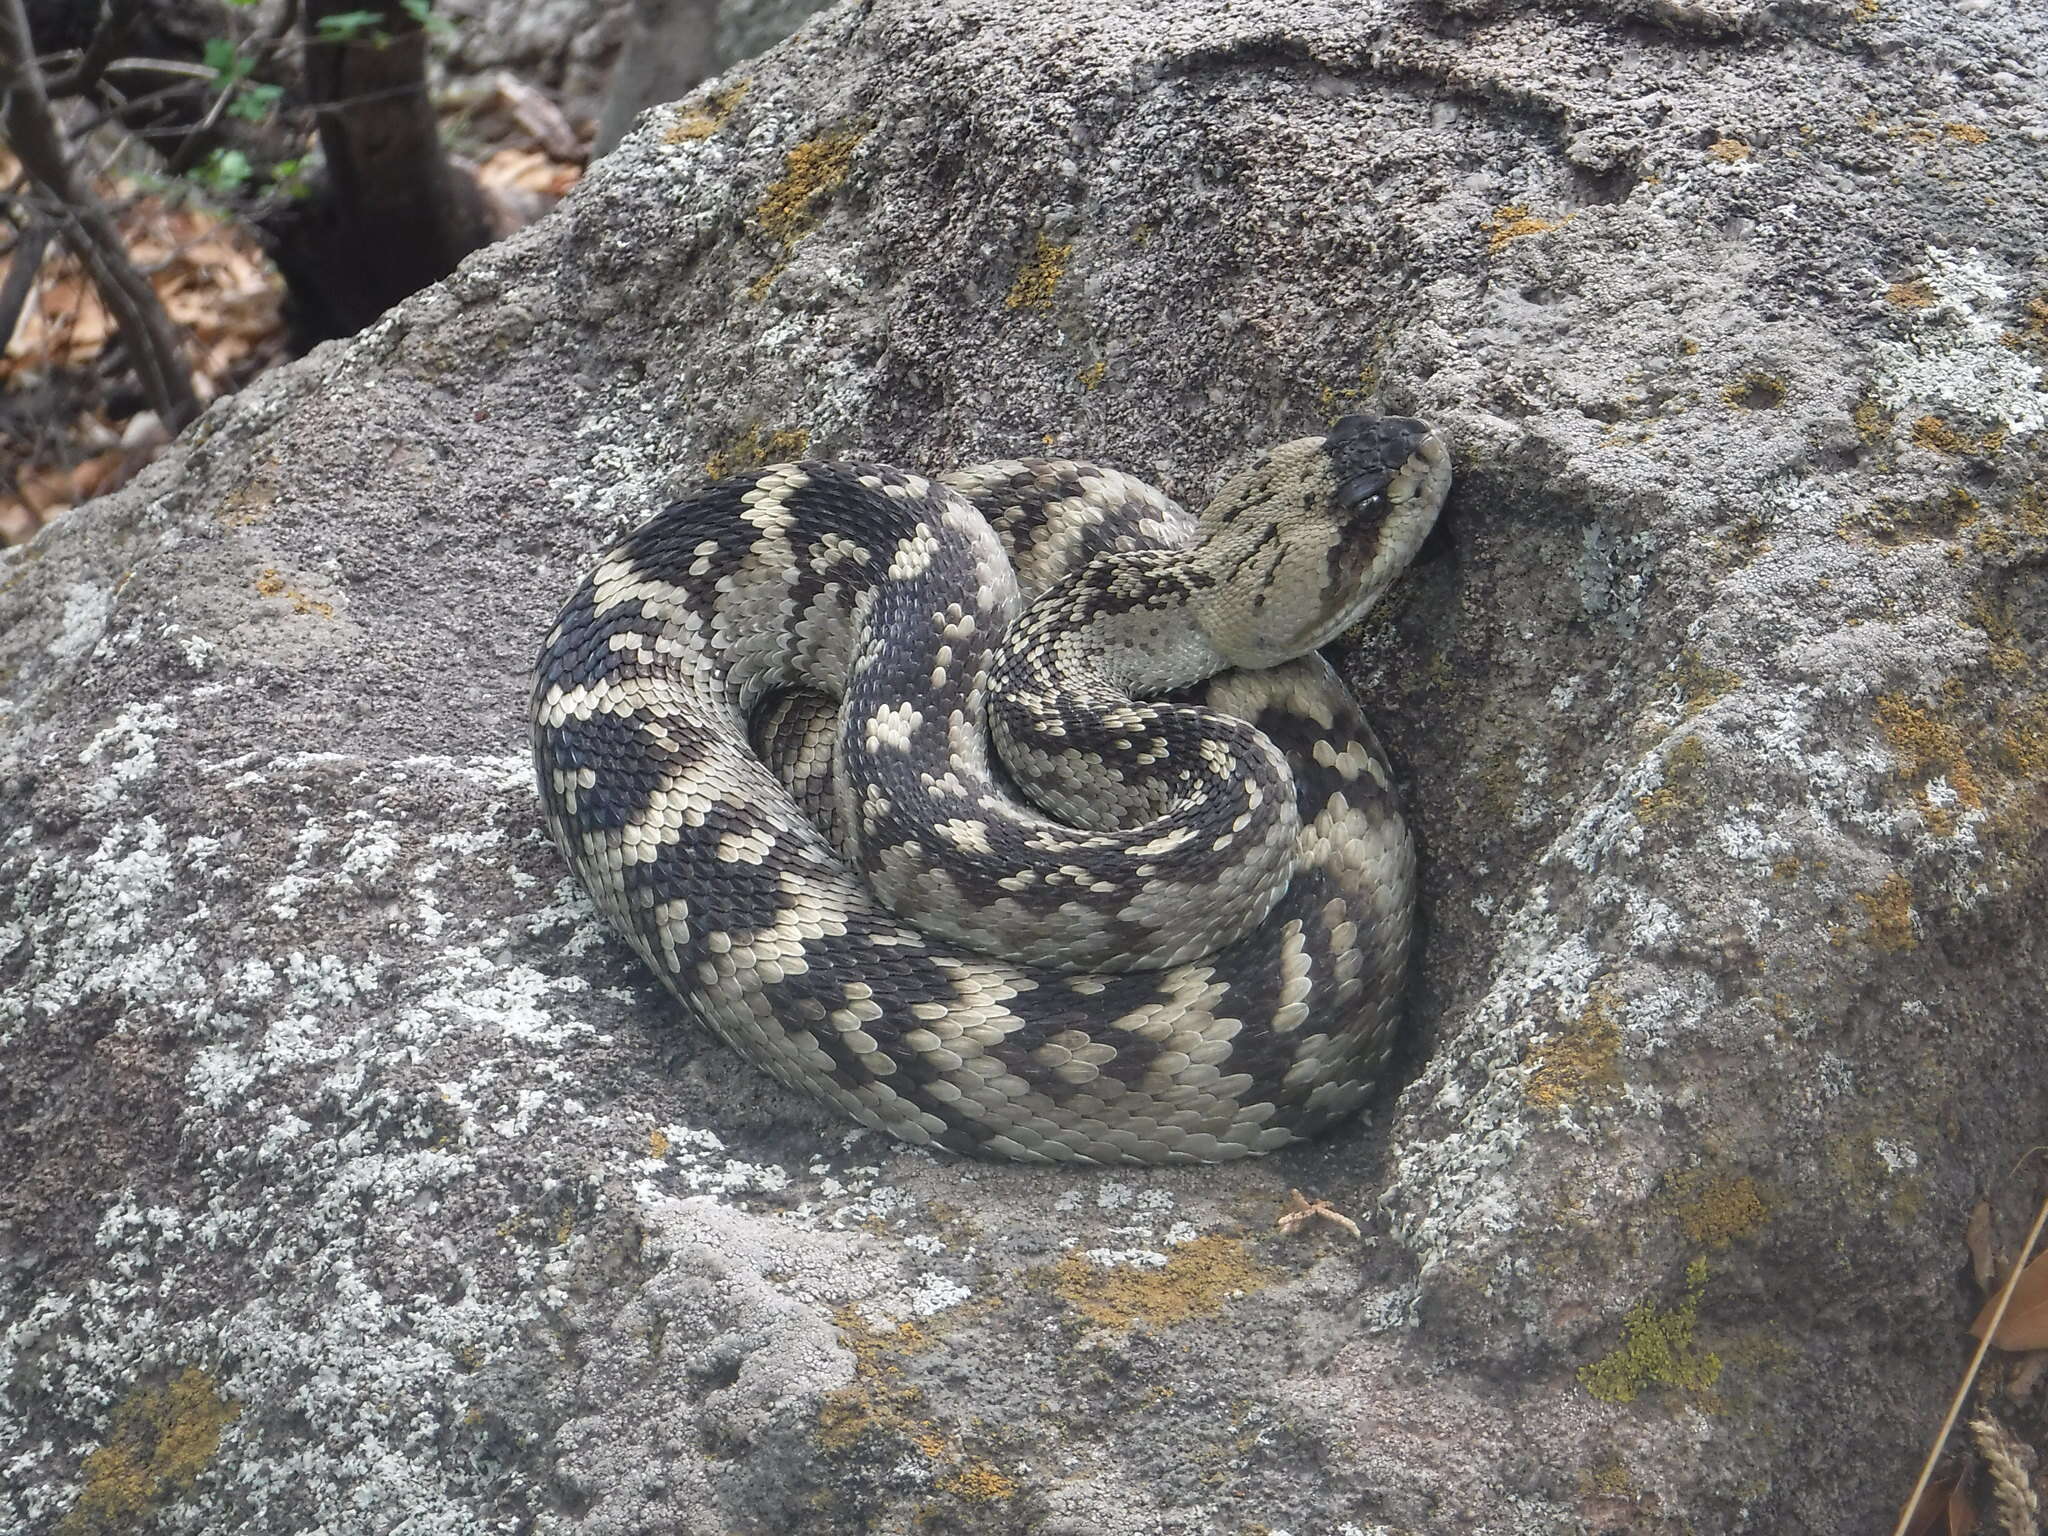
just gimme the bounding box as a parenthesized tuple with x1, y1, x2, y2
(492, 71, 580, 161)
(1972, 1249, 2048, 1351)
(1967, 1200, 1997, 1294)
(1903, 1471, 1980, 1536)
(477, 146, 581, 201)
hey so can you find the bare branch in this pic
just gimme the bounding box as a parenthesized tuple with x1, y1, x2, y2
(43, 0, 143, 98)
(0, 0, 199, 431)
(0, 215, 54, 352)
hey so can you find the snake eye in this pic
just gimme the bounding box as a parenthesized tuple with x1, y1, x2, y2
(1325, 413, 1431, 517)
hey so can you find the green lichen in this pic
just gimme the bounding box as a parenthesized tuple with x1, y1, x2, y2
(1579, 1259, 1722, 1404)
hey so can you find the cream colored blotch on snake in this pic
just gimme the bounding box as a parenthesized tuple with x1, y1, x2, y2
(533, 413, 1451, 1164)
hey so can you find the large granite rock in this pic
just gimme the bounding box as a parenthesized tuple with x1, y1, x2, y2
(4, 0, 2044, 1529)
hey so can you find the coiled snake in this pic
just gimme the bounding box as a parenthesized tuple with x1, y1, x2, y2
(532, 413, 1450, 1164)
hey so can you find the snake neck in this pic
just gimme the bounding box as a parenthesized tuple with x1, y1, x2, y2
(985, 549, 1284, 835)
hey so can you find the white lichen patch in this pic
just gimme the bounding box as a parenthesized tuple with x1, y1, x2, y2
(50, 581, 112, 663)
(77, 700, 179, 809)
(1873, 247, 2048, 434)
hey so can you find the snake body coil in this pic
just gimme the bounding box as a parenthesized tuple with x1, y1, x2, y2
(533, 414, 1450, 1164)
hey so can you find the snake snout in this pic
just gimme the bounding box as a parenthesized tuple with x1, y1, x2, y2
(1326, 412, 1440, 511)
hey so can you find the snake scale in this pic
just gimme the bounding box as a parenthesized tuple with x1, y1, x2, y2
(532, 412, 1451, 1164)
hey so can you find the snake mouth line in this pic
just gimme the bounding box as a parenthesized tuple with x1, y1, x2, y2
(1385, 432, 1451, 509)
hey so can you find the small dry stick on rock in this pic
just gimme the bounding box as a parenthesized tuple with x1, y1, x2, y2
(0, 0, 198, 431)
(1276, 1189, 1361, 1239)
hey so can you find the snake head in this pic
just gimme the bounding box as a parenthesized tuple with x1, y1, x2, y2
(1190, 412, 1451, 670)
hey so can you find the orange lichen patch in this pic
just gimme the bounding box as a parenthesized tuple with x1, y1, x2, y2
(1941, 122, 1991, 145)
(1526, 990, 1624, 1111)
(647, 1128, 670, 1159)
(254, 568, 334, 619)
(938, 1461, 1020, 1500)
(755, 126, 865, 250)
(1885, 279, 1936, 309)
(815, 1379, 927, 1452)
(816, 1305, 935, 1451)
(1908, 415, 2003, 455)
(1706, 138, 1753, 163)
(1052, 1236, 1271, 1328)
(1875, 694, 1983, 834)
(666, 80, 751, 142)
(1853, 872, 1918, 952)
(1852, 394, 1892, 445)
(1005, 234, 1071, 311)
(1997, 700, 2048, 781)
(1076, 359, 1107, 390)
(2006, 297, 2048, 358)
(1481, 204, 1568, 252)
(58, 1369, 240, 1536)
(1665, 1171, 1769, 1248)
(1970, 595, 2030, 676)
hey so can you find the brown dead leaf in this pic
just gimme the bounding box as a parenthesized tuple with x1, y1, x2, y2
(1902, 1471, 1980, 1536)
(491, 71, 581, 161)
(2, 182, 284, 393)
(1966, 1200, 1997, 1294)
(477, 146, 581, 201)
(1971, 1249, 2048, 1351)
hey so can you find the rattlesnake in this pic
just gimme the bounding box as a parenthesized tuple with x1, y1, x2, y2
(532, 413, 1450, 1164)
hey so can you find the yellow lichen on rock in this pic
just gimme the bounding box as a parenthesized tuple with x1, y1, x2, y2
(1853, 871, 1919, 952)
(666, 81, 751, 142)
(1875, 692, 1983, 833)
(59, 1369, 240, 1536)
(1664, 1170, 1769, 1248)
(1525, 990, 1625, 1112)
(938, 1461, 1019, 1500)
(1005, 234, 1071, 311)
(1052, 1236, 1271, 1328)
(706, 426, 811, 480)
(1481, 204, 1568, 252)
(756, 127, 865, 249)
(1636, 736, 1707, 825)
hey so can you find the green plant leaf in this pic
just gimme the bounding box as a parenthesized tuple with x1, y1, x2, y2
(225, 82, 284, 122)
(203, 37, 251, 82)
(399, 0, 457, 37)
(192, 148, 254, 193)
(315, 10, 387, 43)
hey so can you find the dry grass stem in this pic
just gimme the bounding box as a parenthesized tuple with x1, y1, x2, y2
(1969, 1413, 2042, 1536)
(1893, 1184, 2048, 1536)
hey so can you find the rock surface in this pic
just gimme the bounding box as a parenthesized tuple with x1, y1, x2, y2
(5, 0, 2046, 1530)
